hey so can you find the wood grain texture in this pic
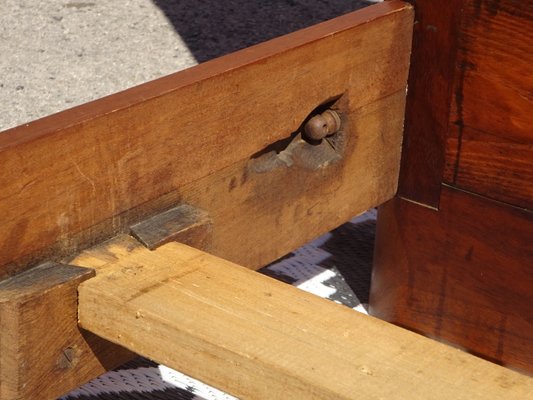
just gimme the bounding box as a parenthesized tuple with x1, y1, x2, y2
(0, 5, 414, 397)
(444, 0, 533, 209)
(370, 185, 533, 374)
(141, 90, 407, 269)
(397, 0, 462, 207)
(10, 86, 407, 399)
(0, 263, 133, 400)
(0, 1, 413, 277)
(77, 236, 533, 400)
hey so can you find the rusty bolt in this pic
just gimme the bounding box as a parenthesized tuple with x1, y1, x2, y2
(304, 109, 341, 141)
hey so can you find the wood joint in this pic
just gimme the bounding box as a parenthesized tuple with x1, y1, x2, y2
(0, 262, 133, 400)
(130, 204, 213, 251)
(248, 99, 347, 173)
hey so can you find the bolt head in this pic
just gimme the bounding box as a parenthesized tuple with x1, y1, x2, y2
(304, 110, 341, 141)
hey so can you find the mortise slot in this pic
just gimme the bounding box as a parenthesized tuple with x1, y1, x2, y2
(248, 95, 345, 173)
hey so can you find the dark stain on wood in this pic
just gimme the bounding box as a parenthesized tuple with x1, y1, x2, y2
(0, 262, 93, 299)
(228, 176, 238, 192)
(474, 0, 502, 17)
(451, 59, 466, 184)
(465, 245, 474, 261)
(444, 0, 533, 209)
(130, 204, 213, 251)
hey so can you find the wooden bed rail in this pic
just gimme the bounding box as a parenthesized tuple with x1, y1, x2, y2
(74, 234, 533, 399)
(0, 1, 412, 279)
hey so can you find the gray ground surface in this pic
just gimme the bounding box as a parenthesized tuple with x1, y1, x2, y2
(1, 0, 379, 131)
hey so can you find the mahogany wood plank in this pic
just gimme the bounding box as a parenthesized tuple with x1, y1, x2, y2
(444, 0, 533, 209)
(77, 237, 533, 400)
(397, 0, 462, 207)
(370, 185, 533, 374)
(0, 1, 413, 277)
(446, 128, 533, 209)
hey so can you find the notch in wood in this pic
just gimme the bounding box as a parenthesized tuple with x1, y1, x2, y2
(0, 262, 133, 400)
(130, 204, 212, 251)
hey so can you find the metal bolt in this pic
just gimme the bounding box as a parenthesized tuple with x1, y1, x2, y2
(304, 109, 341, 141)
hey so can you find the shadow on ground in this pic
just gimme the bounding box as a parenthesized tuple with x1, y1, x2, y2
(260, 215, 376, 308)
(319, 218, 375, 305)
(152, 0, 378, 62)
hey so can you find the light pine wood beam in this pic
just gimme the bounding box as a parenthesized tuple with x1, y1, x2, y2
(77, 236, 533, 400)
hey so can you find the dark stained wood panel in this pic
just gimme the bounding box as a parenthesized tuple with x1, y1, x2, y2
(370, 185, 533, 374)
(445, 0, 533, 209)
(397, 0, 463, 207)
(447, 127, 533, 209)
